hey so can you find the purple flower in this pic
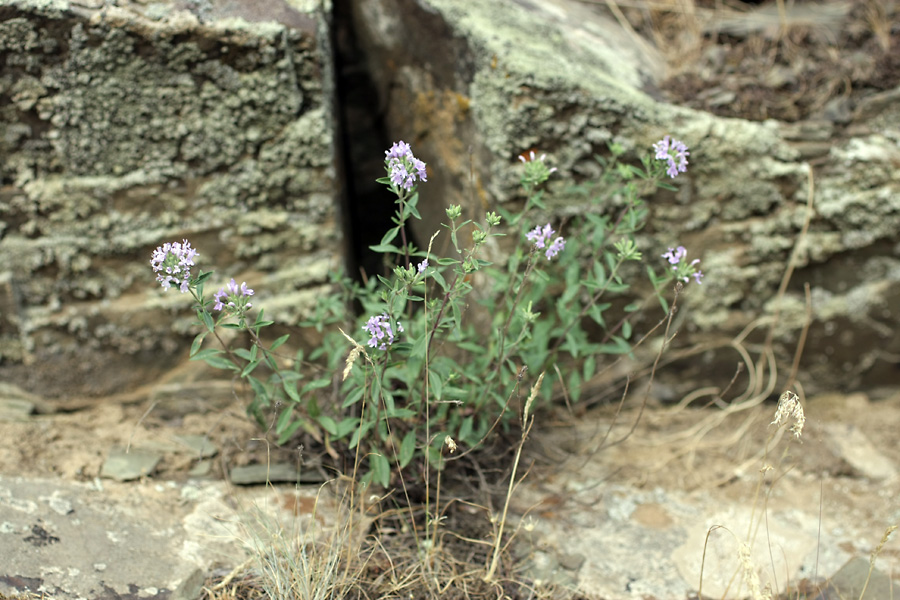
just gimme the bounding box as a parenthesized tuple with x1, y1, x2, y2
(151, 239, 198, 293)
(213, 278, 254, 312)
(545, 236, 566, 260)
(362, 313, 403, 350)
(385, 141, 412, 160)
(662, 246, 687, 265)
(526, 223, 565, 260)
(384, 141, 427, 191)
(526, 223, 555, 249)
(653, 136, 689, 178)
(662, 246, 703, 284)
(417, 259, 429, 274)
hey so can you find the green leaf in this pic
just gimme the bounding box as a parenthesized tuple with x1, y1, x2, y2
(342, 386, 365, 408)
(191, 349, 237, 371)
(384, 407, 416, 419)
(369, 243, 402, 254)
(248, 376, 269, 405)
(370, 452, 391, 488)
(283, 379, 300, 403)
(379, 226, 400, 246)
(398, 430, 416, 468)
(270, 334, 290, 351)
(410, 333, 428, 360)
(349, 420, 373, 449)
(277, 419, 304, 445)
(458, 416, 473, 445)
(300, 378, 331, 395)
(404, 192, 421, 219)
(275, 405, 294, 435)
(240, 359, 261, 378)
(583, 354, 597, 382)
(195, 271, 214, 286)
(568, 369, 582, 403)
(317, 415, 338, 436)
(430, 269, 448, 292)
(429, 370, 443, 400)
(234, 347, 253, 361)
(597, 336, 632, 355)
(622, 320, 633, 340)
(190, 332, 207, 357)
(200, 310, 215, 333)
(335, 417, 359, 438)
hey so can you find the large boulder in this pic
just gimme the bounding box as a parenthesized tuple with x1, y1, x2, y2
(0, 0, 339, 397)
(347, 0, 900, 397)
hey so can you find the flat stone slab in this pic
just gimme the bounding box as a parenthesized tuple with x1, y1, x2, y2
(0, 476, 232, 599)
(229, 462, 325, 485)
(100, 447, 164, 482)
(0, 475, 338, 600)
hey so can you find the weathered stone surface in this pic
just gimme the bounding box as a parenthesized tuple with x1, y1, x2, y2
(349, 0, 900, 395)
(230, 461, 325, 485)
(0, 0, 339, 398)
(0, 476, 341, 600)
(100, 446, 163, 481)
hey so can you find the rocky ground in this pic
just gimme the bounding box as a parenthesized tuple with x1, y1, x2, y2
(2, 0, 899, 598)
(2, 364, 899, 599)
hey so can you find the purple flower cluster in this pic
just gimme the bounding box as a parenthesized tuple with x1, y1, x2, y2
(213, 278, 254, 312)
(662, 245, 703, 284)
(417, 259, 429, 274)
(151, 239, 198, 293)
(363, 313, 404, 350)
(385, 141, 427, 191)
(526, 223, 566, 260)
(653, 136, 690, 178)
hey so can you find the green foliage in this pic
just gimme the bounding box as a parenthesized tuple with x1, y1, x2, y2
(167, 141, 699, 489)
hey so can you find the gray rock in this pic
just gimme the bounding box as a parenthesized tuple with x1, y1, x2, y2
(0, 476, 340, 600)
(826, 556, 893, 600)
(172, 434, 219, 459)
(351, 0, 900, 396)
(0, 0, 339, 398)
(823, 423, 898, 480)
(230, 462, 324, 485)
(0, 398, 35, 422)
(100, 447, 163, 481)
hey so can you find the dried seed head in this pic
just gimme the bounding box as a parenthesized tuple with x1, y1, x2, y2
(738, 542, 773, 600)
(771, 391, 805, 440)
(339, 328, 369, 380)
(343, 346, 360, 381)
(523, 371, 545, 423)
(444, 436, 457, 453)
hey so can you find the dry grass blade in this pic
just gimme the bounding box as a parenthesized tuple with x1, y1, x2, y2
(701, 1, 852, 39)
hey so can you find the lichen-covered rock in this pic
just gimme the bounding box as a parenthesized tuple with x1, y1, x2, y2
(349, 0, 900, 395)
(0, 0, 338, 397)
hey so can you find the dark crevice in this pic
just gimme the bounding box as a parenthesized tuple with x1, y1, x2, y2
(332, 0, 418, 281)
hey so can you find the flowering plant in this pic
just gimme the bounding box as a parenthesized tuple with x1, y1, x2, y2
(152, 136, 701, 487)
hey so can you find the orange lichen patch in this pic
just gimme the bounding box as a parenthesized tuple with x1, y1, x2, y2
(412, 88, 489, 210)
(631, 502, 673, 530)
(280, 492, 319, 516)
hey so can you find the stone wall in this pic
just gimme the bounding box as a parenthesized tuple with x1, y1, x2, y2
(3, 0, 899, 400)
(348, 0, 900, 397)
(0, 0, 339, 397)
